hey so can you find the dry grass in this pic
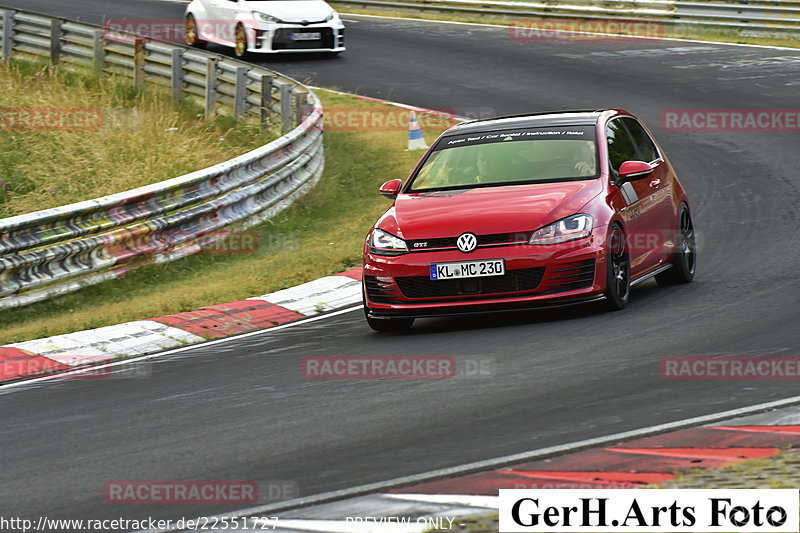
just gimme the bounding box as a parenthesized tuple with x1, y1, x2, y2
(0, 88, 456, 343)
(0, 59, 279, 217)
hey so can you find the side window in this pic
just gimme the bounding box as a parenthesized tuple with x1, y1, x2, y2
(621, 117, 659, 163)
(606, 119, 636, 173)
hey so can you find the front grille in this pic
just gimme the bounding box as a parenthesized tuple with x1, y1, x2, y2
(538, 259, 596, 294)
(479, 232, 529, 245)
(395, 267, 545, 299)
(273, 28, 334, 50)
(407, 231, 530, 252)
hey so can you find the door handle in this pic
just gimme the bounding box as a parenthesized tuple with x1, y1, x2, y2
(649, 179, 661, 188)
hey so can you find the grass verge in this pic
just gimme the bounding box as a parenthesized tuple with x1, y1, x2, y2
(0, 58, 279, 217)
(331, 4, 800, 49)
(0, 89, 455, 343)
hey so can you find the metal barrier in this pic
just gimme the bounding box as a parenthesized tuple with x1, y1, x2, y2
(332, 0, 800, 34)
(0, 8, 324, 310)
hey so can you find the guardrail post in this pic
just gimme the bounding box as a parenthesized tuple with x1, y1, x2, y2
(133, 38, 145, 88)
(170, 48, 184, 105)
(49, 19, 61, 66)
(2, 11, 14, 60)
(293, 88, 309, 125)
(279, 82, 292, 133)
(259, 72, 275, 128)
(233, 66, 248, 119)
(205, 57, 218, 119)
(91, 30, 104, 73)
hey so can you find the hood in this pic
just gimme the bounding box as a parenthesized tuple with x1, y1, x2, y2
(377, 180, 603, 240)
(244, 1, 334, 23)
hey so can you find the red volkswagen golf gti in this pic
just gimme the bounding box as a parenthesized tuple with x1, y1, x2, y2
(362, 109, 696, 332)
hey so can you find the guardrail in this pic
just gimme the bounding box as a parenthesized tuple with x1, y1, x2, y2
(0, 8, 324, 311)
(333, 0, 800, 34)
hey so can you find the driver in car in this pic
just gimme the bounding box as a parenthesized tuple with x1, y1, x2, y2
(573, 141, 596, 175)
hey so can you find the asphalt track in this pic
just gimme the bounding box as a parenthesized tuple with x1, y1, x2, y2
(2, 0, 800, 527)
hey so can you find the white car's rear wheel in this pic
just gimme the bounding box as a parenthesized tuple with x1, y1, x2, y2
(185, 15, 205, 48)
(234, 24, 247, 58)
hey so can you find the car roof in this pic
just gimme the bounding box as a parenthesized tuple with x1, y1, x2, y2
(444, 109, 606, 136)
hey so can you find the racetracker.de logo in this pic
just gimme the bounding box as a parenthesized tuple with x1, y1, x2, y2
(323, 107, 456, 131)
(106, 230, 261, 257)
(661, 109, 800, 132)
(103, 19, 257, 44)
(509, 19, 663, 42)
(301, 356, 457, 379)
(104, 481, 259, 504)
(661, 357, 800, 380)
(0, 108, 102, 131)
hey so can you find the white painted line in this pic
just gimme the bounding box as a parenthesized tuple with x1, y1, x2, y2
(139, 393, 800, 532)
(270, 519, 428, 533)
(0, 306, 363, 392)
(384, 493, 498, 508)
(342, 12, 800, 51)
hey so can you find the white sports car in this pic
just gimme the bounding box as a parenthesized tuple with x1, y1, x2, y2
(184, 0, 346, 56)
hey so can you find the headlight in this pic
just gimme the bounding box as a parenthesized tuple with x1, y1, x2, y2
(529, 214, 593, 245)
(370, 228, 408, 255)
(325, 11, 337, 22)
(252, 11, 283, 23)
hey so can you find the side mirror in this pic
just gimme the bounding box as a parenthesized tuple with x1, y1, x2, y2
(379, 179, 403, 199)
(617, 161, 653, 185)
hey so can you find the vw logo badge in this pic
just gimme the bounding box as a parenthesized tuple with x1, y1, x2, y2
(456, 232, 478, 253)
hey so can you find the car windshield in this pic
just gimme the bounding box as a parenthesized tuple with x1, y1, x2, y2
(408, 126, 598, 192)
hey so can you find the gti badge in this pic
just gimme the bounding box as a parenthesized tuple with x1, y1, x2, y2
(456, 232, 478, 253)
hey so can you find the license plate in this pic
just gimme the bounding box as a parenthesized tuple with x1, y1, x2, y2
(429, 259, 505, 280)
(291, 32, 321, 41)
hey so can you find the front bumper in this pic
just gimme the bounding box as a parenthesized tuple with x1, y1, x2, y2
(249, 23, 345, 53)
(363, 233, 608, 318)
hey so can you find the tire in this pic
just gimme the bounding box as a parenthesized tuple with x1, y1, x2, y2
(366, 315, 415, 332)
(234, 24, 248, 58)
(604, 224, 631, 311)
(185, 15, 206, 49)
(363, 292, 414, 332)
(656, 203, 696, 285)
